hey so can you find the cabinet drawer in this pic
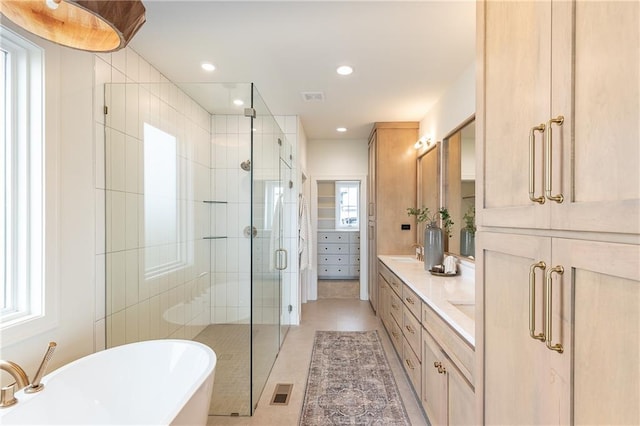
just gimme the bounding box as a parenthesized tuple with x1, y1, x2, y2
(318, 232, 349, 243)
(403, 339, 421, 394)
(379, 261, 402, 297)
(349, 232, 360, 243)
(317, 255, 349, 265)
(349, 243, 360, 254)
(317, 265, 350, 277)
(402, 285, 421, 319)
(387, 316, 404, 357)
(350, 254, 360, 265)
(423, 303, 474, 384)
(348, 265, 360, 276)
(318, 243, 349, 254)
(389, 290, 403, 327)
(403, 307, 422, 360)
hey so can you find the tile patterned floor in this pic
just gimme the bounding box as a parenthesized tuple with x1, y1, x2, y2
(207, 299, 427, 426)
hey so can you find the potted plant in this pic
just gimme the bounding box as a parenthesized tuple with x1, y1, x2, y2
(460, 206, 475, 258)
(406, 206, 453, 270)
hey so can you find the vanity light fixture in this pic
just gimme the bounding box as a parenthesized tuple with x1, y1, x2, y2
(336, 65, 353, 76)
(0, 0, 146, 52)
(414, 135, 432, 150)
(336, 127, 347, 133)
(201, 62, 216, 72)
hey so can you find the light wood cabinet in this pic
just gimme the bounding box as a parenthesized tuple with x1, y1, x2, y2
(422, 328, 475, 426)
(367, 122, 418, 312)
(478, 0, 640, 234)
(479, 232, 640, 424)
(478, 1, 640, 424)
(379, 259, 475, 425)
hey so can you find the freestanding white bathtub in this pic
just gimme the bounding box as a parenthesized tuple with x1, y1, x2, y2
(0, 339, 216, 425)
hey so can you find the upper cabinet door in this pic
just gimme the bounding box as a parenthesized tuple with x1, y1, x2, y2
(550, 1, 640, 234)
(478, 0, 552, 229)
(479, 0, 639, 235)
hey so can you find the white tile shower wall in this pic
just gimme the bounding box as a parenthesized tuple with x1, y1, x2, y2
(96, 47, 213, 349)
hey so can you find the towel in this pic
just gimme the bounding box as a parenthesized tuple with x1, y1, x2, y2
(298, 194, 313, 270)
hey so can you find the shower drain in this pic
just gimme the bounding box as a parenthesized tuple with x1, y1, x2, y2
(270, 383, 293, 406)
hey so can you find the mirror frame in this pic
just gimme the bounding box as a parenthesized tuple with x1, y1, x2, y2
(441, 114, 475, 260)
(416, 141, 441, 246)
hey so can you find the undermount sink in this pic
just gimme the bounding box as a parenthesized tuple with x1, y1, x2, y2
(389, 257, 416, 263)
(449, 300, 475, 320)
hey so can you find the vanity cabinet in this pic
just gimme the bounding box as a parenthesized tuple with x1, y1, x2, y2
(367, 122, 419, 312)
(378, 259, 475, 425)
(422, 329, 474, 426)
(478, 0, 639, 234)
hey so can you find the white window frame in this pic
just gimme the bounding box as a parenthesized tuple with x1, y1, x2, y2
(335, 180, 359, 229)
(0, 25, 52, 345)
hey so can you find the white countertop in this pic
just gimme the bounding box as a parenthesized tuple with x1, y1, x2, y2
(378, 255, 475, 347)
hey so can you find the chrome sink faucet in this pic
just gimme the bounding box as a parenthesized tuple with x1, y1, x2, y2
(0, 341, 57, 408)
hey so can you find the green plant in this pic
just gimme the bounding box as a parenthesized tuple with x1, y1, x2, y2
(463, 206, 476, 236)
(406, 206, 454, 237)
(439, 207, 454, 238)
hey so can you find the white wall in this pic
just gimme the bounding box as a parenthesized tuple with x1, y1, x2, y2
(306, 138, 369, 300)
(0, 22, 97, 381)
(307, 138, 368, 176)
(418, 62, 476, 143)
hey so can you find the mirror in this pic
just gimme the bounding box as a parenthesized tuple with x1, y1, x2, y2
(443, 118, 475, 259)
(416, 142, 440, 245)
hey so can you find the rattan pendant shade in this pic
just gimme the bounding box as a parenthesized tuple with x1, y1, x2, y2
(0, 0, 145, 52)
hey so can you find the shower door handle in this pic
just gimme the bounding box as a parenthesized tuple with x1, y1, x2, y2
(275, 249, 288, 270)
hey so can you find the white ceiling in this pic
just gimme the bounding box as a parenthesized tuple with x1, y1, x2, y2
(129, 1, 476, 140)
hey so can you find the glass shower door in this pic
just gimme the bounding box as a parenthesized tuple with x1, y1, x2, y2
(250, 85, 287, 413)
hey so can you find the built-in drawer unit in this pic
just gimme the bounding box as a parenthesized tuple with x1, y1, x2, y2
(403, 306, 422, 357)
(402, 285, 421, 320)
(318, 243, 349, 255)
(317, 231, 360, 279)
(389, 290, 403, 327)
(318, 254, 349, 265)
(403, 340, 422, 394)
(379, 261, 402, 296)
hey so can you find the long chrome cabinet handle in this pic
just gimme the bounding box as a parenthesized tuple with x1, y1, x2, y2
(529, 124, 546, 204)
(545, 116, 565, 203)
(529, 261, 546, 341)
(545, 265, 565, 353)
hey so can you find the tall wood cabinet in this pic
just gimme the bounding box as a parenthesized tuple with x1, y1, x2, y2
(477, 1, 640, 424)
(367, 122, 418, 312)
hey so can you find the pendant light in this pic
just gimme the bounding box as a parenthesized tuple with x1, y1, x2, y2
(0, 0, 146, 52)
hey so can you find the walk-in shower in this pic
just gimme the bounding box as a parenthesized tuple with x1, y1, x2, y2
(103, 82, 295, 416)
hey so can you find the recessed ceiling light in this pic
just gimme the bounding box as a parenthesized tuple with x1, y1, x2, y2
(201, 62, 216, 72)
(233, 99, 244, 106)
(336, 65, 353, 76)
(336, 127, 347, 133)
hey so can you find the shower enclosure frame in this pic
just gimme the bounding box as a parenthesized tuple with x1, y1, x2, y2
(102, 81, 293, 417)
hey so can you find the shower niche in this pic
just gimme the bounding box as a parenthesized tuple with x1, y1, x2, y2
(103, 82, 294, 417)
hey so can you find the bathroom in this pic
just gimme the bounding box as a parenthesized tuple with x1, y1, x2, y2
(1, 1, 638, 425)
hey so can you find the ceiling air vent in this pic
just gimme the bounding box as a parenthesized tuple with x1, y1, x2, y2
(301, 91, 325, 102)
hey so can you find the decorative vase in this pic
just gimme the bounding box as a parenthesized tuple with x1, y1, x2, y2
(423, 221, 444, 270)
(460, 228, 475, 258)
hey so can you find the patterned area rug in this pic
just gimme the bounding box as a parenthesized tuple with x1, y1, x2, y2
(300, 331, 410, 425)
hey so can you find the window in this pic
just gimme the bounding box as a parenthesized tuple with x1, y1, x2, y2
(143, 123, 190, 279)
(1, 26, 45, 333)
(335, 181, 359, 229)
